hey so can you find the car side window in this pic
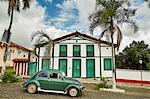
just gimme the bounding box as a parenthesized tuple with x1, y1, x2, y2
(50, 73, 60, 79)
(37, 72, 48, 78)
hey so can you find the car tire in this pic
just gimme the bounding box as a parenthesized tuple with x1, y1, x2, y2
(68, 87, 79, 97)
(27, 83, 37, 94)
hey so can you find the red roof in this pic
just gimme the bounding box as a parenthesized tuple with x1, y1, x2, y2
(53, 31, 117, 47)
(13, 58, 29, 62)
(0, 42, 31, 51)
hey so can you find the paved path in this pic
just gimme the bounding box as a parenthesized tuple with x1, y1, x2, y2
(0, 82, 150, 99)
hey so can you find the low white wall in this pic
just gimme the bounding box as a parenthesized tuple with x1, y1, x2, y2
(116, 69, 150, 81)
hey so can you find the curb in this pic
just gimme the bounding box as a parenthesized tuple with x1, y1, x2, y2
(99, 88, 125, 93)
(0, 79, 2, 83)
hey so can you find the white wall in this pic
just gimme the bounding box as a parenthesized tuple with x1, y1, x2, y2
(67, 44, 73, 57)
(54, 44, 59, 57)
(67, 58, 72, 77)
(38, 35, 114, 78)
(101, 57, 112, 77)
(94, 44, 100, 57)
(101, 46, 112, 57)
(116, 69, 150, 81)
(39, 47, 45, 56)
(60, 39, 95, 44)
(95, 58, 100, 77)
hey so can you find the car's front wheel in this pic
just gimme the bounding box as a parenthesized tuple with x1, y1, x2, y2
(68, 87, 79, 97)
(27, 83, 37, 94)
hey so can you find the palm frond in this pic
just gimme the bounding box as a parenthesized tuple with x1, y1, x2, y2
(15, 0, 20, 12)
(31, 30, 53, 48)
(99, 28, 108, 39)
(8, 0, 16, 15)
(22, 0, 30, 9)
(89, 11, 109, 34)
(32, 47, 39, 57)
(116, 25, 122, 51)
(5, 0, 31, 16)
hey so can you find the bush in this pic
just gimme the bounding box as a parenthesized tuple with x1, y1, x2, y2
(96, 77, 109, 89)
(2, 69, 20, 83)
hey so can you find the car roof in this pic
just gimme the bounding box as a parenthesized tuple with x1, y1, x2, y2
(39, 69, 63, 74)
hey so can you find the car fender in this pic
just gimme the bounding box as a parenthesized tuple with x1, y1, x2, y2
(28, 80, 41, 87)
(64, 84, 80, 92)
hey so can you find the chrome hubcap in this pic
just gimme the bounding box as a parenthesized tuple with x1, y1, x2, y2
(70, 88, 78, 96)
(28, 85, 36, 93)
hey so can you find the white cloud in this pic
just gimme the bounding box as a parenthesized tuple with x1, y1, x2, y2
(87, 1, 150, 51)
(0, 0, 67, 49)
(52, 0, 96, 33)
(0, 0, 150, 51)
(0, 1, 47, 49)
(47, 0, 78, 31)
(76, 0, 96, 26)
(45, 26, 68, 39)
(119, 2, 150, 51)
(47, 0, 53, 3)
(56, 0, 75, 10)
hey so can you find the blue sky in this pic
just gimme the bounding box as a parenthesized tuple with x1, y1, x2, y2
(35, 0, 146, 33)
(36, 0, 81, 32)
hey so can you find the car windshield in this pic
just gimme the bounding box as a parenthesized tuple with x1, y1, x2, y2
(62, 72, 66, 78)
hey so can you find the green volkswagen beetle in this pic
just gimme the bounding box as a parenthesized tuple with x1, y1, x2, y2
(22, 70, 84, 97)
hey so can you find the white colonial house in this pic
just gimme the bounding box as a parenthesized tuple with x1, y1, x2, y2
(37, 31, 116, 78)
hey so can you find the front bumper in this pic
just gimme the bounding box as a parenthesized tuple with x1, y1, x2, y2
(81, 86, 85, 91)
(79, 86, 85, 93)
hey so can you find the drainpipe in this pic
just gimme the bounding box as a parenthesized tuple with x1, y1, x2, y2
(28, 51, 31, 62)
(38, 47, 40, 71)
(52, 44, 55, 69)
(99, 41, 102, 77)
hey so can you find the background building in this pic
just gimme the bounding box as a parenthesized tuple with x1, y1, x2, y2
(0, 42, 35, 77)
(38, 31, 116, 78)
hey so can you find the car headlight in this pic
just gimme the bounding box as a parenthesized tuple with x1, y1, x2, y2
(80, 86, 85, 90)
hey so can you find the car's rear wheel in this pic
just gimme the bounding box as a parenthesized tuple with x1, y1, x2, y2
(27, 83, 37, 94)
(68, 87, 79, 97)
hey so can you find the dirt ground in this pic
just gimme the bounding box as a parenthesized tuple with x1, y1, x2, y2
(0, 81, 150, 99)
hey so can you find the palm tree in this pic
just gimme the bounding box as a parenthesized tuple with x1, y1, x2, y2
(1, 0, 31, 74)
(89, 0, 138, 89)
(1, 0, 31, 34)
(31, 30, 54, 70)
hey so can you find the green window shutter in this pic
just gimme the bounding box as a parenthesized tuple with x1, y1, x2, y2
(60, 45, 67, 57)
(59, 59, 67, 76)
(42, 59, 50, 70)
(104, 58, 112, 70)
(87, 45, 94, 57)
(86, 59, 95, 77)
(73, 45, 80, 57)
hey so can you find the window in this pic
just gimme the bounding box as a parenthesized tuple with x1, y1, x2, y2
(104, 58, 112, 70)
(59, 45, 67, 57)
(50, 73, 59, 79)
(86, 45, 94, 57)
(73, 45, 80, 57)
(37, 72, 48, 78)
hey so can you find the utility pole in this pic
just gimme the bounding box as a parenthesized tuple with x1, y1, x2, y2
(139, 59, 143, 87)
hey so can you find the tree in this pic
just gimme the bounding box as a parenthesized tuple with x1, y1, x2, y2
(31, 30, 54, 70)
(1, 0, 31, 33)
(89, 0, 138, 89)
(116, 41, 150, 70)
(1, 0, 31, 74)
